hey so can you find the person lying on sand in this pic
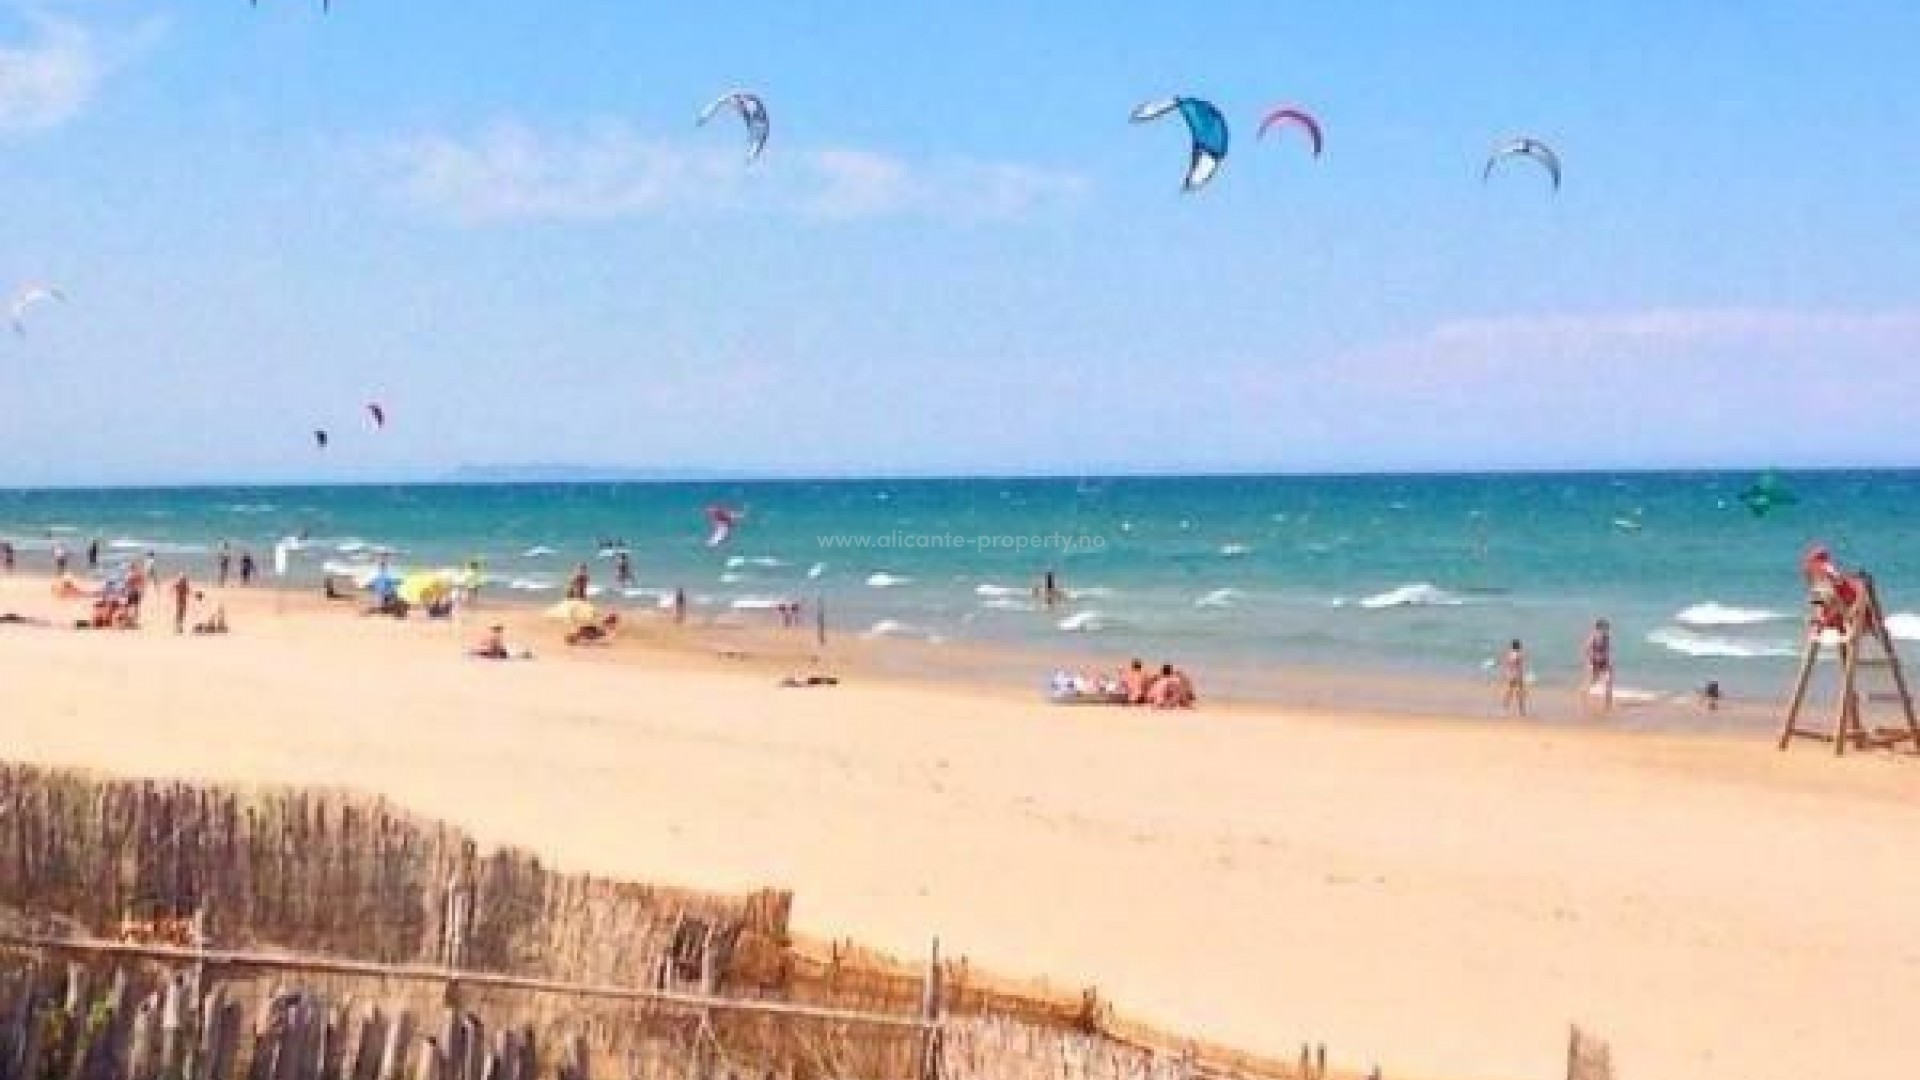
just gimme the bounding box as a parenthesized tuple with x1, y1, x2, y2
(779, 674, 839, 688)
(565, 614, 619, 646)
(0, 613, 49, 627)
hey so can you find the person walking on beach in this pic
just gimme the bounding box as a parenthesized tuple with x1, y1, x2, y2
(86, 537, 100, 571)
(0, 541, 13, 572)
(1582, 619, 1614, 714)
(673, 587, 687, 625)
(170, 572, 192, 634)
(238, 550, 256, 586)
(614, 550, 634, 589)
(143, 551, 158, 584)
(1501, 639, 1529, 716)
(566, 563, 590, 601)
(52, 540, 68, 575)
(216, 541, 232, 587)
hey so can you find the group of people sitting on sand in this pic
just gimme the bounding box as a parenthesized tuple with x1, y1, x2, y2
(1049, 658, 1197, 709)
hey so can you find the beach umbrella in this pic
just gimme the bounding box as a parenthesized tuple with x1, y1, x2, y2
(545, 598, 596, 624)
(398, 573, 450, 606)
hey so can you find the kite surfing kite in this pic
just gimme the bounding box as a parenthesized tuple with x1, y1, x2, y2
(313, 429, 329, 450)
(705, 505, 742, 548)
(1130, 97, 1229, 192)
(1737, 472, 1798, 517)
(1257, 106, 1324, 159)
(698, 91, 770, 163)
(10, 284, 65, 337)
(1483, 137, 1561, 190)
(367, 402, 386, 429)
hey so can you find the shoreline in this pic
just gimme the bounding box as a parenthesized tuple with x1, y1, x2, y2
(0, 562, 1783, 732)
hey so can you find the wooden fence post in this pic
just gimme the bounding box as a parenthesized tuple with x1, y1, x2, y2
(918, 937, 942, 1080)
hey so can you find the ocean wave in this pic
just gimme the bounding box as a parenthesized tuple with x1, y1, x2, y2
(862, 618, 921, 640)
(1359, 583, 1463, 610)
(1675, 602, 1789, 628)
(730, 596, 790, 611)
(522, 546, 556, 558)
(1195, 588, 1240, 609)
(335, 540, 369, 554)
(974, 583, 1026, 598)
(1647, 627, 1795, 659)
(979, 598, 1035, 612)
(103, 539, 213, 556)
(1057, 610, 1116, 633)
(807, 562, 826, 579)
(1064, 586, 1113, 600)
(221, 503, 278, 514)
(719, 572, 745, 584)
(1885, 613, 1920, 642)
(1218, 543, 1252, 558)
(507, 578, 556, 592)
(867, 573, 910, 588)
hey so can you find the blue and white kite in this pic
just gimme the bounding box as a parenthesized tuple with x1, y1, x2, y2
(1130, 97, 1230, 192)
(698, 91, 771, 163)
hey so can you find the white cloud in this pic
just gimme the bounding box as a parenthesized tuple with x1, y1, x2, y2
(1226, 307, 1920, 468)
(0, 17, 99, 133)
(0, 8, 159, 136)
(378, 119, 1089, 225)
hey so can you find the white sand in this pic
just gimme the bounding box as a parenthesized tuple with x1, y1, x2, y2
(2, 575, 1917, 1080)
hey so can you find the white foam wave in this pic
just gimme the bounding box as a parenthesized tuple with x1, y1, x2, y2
(1647, 627, 1795, 660)
(1195, 588, 1240, 609)
(730, 596, 789, 611)
(719, 572, 745, 584)
(221, 503, 277, 514)
(335, 540, 369, 554)
(522, 546, 556, 558)
(974, 584, 1027, 598)
(807, 562, 826, 579)
(1057, 610, 1114, 633)
(507, 578, 556, 592)
(1359, 583, 1463, 610)
(980, 598, 1035, 612)
(1218, 543, 1252, 558)
(1675, 602, 1789, 628)
(1064, 586, 1113, 600)
(862, 618, 918, 640)
(867, 573, 910, 588)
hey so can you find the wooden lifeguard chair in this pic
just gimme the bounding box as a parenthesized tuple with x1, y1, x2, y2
(1778, 571, 1920, 755)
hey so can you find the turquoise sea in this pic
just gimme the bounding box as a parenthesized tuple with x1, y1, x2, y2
(2, 472, 1916, 706)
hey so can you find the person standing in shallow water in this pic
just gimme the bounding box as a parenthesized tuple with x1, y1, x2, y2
(86, 537, 99, 571)
(566, 563, 590, 601)
(238, 550, 256, 586)
(1582, 619, 1614, 714)
(216, 541, 232, 587)
(1500, 639, 1528, 717)
(614, 551, 634, 589)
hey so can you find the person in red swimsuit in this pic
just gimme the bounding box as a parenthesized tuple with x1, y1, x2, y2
(1802, 545, 1859, 631)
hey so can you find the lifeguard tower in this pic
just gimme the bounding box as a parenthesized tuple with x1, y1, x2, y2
(1778, 553, 1919, 755)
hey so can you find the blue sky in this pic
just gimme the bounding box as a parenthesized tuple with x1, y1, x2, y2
(1, 0, 1918, 484)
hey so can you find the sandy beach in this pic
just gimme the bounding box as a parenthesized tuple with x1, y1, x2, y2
(2, 572, 1917, 1080)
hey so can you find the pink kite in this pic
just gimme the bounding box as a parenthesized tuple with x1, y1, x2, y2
(1257, 107, 1324, 158)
